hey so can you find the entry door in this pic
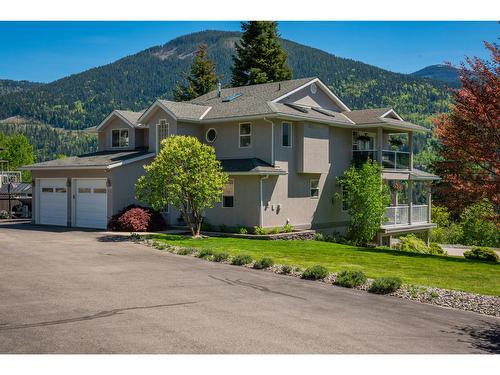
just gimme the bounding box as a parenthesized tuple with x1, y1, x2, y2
(38, 178, 68, 226)
(74, 179, 108, 229)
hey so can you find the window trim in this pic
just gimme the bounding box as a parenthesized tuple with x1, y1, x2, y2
(111, 128, 130, 148)
(310, 179, 320, 199)
(206, 128, 217, 143)
(222, 178, 235, 208)
(156, 119, 169, 153)
(238, 123, 252, 148)
(281, 121, 292, 148)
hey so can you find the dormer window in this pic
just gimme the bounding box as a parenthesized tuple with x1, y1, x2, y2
(156, 119, 169, 152)
(111, 129, 129, 148)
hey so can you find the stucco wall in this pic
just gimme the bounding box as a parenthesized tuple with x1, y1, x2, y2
(277, 82, 342, 112)
(144, 107, 178, 154)
(97, 115, 137, 151)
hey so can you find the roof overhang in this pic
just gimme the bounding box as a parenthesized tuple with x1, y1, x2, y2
(271, 77, 351, 112)
(227, 170, 287, 176)
(96, 110, 136, 131)
(137, 100, 212, 124)
(382, 169, 440, 181)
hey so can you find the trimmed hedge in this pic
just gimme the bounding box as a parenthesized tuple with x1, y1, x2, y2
(301, 265, 329, 280)
(108, 204, 166, 232)
(368, 277, 402, 294)
(335, 270, 367, 288)
(463, 247, 499, 262)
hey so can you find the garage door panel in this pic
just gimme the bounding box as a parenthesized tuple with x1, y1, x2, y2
(39, 179, 67, 226)
(75, 179, 107, 229)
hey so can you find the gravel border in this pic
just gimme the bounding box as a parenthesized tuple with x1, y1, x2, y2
(141, 237, 500, 318)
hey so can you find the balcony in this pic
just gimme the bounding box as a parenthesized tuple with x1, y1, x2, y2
(382, 150, 410, 170)
(384, 204, 429, 226)
(352, 150, 410, 170)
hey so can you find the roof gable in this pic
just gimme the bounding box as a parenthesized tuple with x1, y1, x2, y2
(96, 110, 143, 131)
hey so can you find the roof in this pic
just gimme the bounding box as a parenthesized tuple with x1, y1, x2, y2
(383, 168, 440, 181)
(219, 158, 286, 175)
(0, 182, 32, 195)
(21, 150, 154, 170)
(343, 108, 393, 124)
(156, 100, 211, 120)
(115, 110, 143, 124)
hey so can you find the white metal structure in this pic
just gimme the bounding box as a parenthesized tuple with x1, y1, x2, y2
(73, 178, 108, 229)
(37, 178, 68, 226)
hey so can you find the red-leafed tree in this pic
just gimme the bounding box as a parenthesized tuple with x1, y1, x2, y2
(433, 42, 499, 213)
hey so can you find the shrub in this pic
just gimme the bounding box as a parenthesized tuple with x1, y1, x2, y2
(368, 277, 402, 294)
(231, 254, 253, 266)
(0, 210, 9, 219)
(429, 242, 446, 255)
(430, 223, 463, 244)
(268, 227, 280, 234)
(301, 265, 329, 280)
(314, 233, 324, 241)
(463, 247, 499, 262)
(254, 226, 266, 235)
(281, 265, 293, 274)
(237, 225, 248, 234)
(219, 224, 228, 233)
(152, 241, 168, 250)
(108, 205, 166, 232)
(396, 234, 428, 253)
(335, 270, 367, 288)
(177, 247, 196, 255)
(197, 248, 215, 258)
(460, 200, 499, 247)
(282, 223, 293, 233)
(201, 222, 213, 231)
(253, 257, 274, 269)
(212, 252, 230, 262)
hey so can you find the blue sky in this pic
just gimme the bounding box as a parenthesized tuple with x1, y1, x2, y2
(0, 21, 497, 83)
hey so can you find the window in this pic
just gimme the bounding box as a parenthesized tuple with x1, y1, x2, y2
(352, 131, 375, 151)
(206, 128, 217, 143)
(42, 187, 53, 193)
(157, 119, 169, 151)
(78, 188, 91, 194)
(55, 187, 67, 193)
(310, 179, 319, 198)
(93, 188, 106, 194)
(282, 122, 292, 147)
(341, 186, 349, 211)
(222, 179, 234, 208)
(310, 82, 317, 94)
(239, 123, 251, 148)
(111, 129, 129, 148)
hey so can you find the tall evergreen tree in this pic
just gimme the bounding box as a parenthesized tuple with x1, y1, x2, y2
(173, 44, 218, 101)
(231, 21, 292, 86)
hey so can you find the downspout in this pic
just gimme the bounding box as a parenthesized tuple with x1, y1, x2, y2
(259, 175, 269, 227)
(263, 117, 274, 166)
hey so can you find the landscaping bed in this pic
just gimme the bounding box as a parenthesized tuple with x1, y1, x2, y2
(135, 234, 500, 317)
(200, 229, 316, 240)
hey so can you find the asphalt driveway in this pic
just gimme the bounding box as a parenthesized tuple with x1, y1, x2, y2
(0, 223, 498, 354)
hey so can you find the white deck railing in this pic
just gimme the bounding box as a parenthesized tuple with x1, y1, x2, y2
(384, 205, 429, 226)
(0, 171, 22, 187)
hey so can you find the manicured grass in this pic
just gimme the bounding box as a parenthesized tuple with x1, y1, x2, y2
(151, 234, 500, 296)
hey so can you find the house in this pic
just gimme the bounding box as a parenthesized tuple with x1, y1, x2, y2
(22, 77, 439, 244)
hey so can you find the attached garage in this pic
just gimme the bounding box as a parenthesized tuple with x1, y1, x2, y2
(37, 178, 68, 226)
(73, 178, 108, 229)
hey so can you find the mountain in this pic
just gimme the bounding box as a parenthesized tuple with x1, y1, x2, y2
(0, 30, 451, 136)
(0, 79, 43, 95)
(411, 64, 460, 86)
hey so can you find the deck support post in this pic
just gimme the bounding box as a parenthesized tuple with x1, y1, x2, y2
(408, 179, 413, 225)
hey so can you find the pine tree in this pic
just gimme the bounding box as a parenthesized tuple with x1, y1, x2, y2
(173, 44, 218, 101)
(231, 21, 292, 87)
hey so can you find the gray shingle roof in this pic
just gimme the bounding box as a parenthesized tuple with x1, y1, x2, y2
(157, 100, 211, 120)
(342, 108, 392, 124)
(116, 110, 143, 125)
(190, 77, 316, 120)
(219, 158, 286, 175)
(23, 150, 153, 170)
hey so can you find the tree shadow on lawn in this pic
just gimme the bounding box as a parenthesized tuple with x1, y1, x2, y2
(442, 321, 500, 353)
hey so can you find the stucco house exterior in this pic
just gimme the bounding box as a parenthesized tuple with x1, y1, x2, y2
(22, 77, 438, 244)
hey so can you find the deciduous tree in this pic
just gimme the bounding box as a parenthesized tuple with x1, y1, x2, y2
(135, 136, 228, 237)
(433, 42, 499, 211)
(0, 133, 35, 182)
(231, 21, 292, 86)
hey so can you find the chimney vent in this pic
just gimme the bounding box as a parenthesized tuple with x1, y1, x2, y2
(217, 82, 222, 97)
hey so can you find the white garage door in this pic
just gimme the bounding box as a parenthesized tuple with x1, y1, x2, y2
(38, 178, 68, 226)
(74, 179, 108, 229)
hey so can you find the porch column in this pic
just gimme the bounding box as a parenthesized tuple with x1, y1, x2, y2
(408, 131, 414, 170)
(408, 179, 413, 225)
(377, 127, 383, 166)
(427, 183, 432, 223)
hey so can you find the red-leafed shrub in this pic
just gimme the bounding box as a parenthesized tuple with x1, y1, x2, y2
(108, 205, 166, 232)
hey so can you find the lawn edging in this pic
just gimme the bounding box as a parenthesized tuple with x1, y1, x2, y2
(135, 235, 500, 317)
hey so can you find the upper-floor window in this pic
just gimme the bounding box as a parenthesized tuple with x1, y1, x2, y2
(206, 128, 217, 143)
(282, 122, 292, 147)
(352, 131, 375, 151)
(222, 179, 234, 208)
(112, 129, 129, 148)
(157, 119, 169, 152)
(239, 123, 251, 148)
(310, 179, 319, 199)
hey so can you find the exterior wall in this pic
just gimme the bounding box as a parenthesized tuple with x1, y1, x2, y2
(296, 122, 330, 173)
(200, 119, 273, 164)
(97, 116, 136, 152)
(110, 157, 154, 215)
(204, 175, 260, 228)
(278, 83, 342, 112)
(144, 107, 178, 154)
(31, 169, 111, 226)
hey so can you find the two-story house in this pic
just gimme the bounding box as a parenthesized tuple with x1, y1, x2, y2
(23, 77, 439, 244)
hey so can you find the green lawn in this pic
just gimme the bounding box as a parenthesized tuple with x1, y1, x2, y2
(151, 234, 500, 296)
